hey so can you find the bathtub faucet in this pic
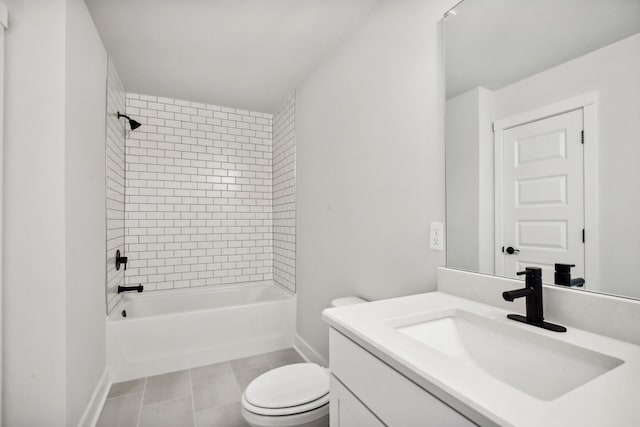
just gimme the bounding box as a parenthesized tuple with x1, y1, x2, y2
(118, 284, 143, 293)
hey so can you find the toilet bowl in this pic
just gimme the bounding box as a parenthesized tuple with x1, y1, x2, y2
(241, 296, 366, 427)
(241, 363, 330, 427)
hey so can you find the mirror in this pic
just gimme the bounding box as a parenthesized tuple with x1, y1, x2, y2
(444, 0, 640, 299)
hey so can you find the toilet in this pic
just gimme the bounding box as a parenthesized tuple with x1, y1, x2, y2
(240, 296, 367, 427)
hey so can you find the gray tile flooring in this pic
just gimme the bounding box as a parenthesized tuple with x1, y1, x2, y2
(97, 348, 305, 427)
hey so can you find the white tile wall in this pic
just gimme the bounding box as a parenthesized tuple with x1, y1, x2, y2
(272, 94, 296, 292)
(124, 93, 274, 290)
(106, 58, 126, 313)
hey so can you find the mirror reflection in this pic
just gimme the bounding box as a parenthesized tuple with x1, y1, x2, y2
(444, 0, 640, 299)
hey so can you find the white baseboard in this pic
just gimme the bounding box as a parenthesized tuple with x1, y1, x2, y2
(294, 334, 328, 367)
(77, 366, 111, 427)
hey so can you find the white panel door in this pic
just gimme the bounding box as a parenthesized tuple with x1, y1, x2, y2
(500, 109, 584, 284)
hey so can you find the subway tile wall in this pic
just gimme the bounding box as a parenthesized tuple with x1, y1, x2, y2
(123, 93, 274, 290)
(272, 94, 296, 292)
(106, 58, 127, 313)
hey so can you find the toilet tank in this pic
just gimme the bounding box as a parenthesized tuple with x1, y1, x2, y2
(331, 296, 367, 307)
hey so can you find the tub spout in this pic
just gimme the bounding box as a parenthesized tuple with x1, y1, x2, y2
(118, 284, 143, 293)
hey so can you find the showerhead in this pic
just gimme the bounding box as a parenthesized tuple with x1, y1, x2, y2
(129, 119, 142, 130)
(117, 112, 142, 131)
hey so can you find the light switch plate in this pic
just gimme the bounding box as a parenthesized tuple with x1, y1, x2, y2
(430, 222, 444, 250)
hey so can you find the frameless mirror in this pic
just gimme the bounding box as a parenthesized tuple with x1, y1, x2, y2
(444, 0, 640, 299)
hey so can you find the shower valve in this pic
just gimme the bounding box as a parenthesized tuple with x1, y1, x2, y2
(115, 249, 128, 271)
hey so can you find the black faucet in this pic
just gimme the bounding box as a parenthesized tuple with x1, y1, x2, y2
(118, 284, 143, 294)
(554, 263, 585, 287)
(502, 267, 566, 332)
(115, 249, 128, 271)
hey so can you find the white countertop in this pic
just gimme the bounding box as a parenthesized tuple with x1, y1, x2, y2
(322, 291, 640, 427)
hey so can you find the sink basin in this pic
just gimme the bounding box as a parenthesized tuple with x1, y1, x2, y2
(390, 309, 624, 400)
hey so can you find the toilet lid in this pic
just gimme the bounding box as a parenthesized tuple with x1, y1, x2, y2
(244, 363, 329, 409)
(242, 393, 329, 417)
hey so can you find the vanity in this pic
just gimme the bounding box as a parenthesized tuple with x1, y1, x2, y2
(323, 268, 640, 426)
(323, 1, 640, 424)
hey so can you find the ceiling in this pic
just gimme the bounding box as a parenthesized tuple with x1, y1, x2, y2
(86, 0, 381, 113)
(445, 0, 640, 98)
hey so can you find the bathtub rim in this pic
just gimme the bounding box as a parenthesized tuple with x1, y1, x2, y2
(107, 279, 295, 322)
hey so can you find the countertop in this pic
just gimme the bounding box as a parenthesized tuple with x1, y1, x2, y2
(322, 291, 640, 427)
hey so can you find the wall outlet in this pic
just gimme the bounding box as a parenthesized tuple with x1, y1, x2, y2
(430, 222, 444, 250)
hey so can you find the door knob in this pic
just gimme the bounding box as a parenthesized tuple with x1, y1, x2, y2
(503, 246, 520, 255)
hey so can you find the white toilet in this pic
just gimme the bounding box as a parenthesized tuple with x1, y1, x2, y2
(240, 296, 367, 427)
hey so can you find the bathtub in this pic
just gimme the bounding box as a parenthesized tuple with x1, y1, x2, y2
(106, 281, 296, 382)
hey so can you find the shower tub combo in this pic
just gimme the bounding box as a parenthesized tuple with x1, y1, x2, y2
(106, 280, 296, 382)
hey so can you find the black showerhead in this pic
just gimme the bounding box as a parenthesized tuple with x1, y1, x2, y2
(129, 119, 142, 130)
(117, 112, 142, 131)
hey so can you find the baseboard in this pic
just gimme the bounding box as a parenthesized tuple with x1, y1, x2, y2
(294, 334, 328, 367)
(77, 366, 111, 427)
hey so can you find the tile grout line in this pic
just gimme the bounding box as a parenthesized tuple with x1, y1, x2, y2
(103, 388, 141, 402)
(230, 365, 243, 391)
(135, 377, 147, 427)
(189, 368, 197, 426)
(141, 392, 193, 408)
(227, 360, 244, 403)
(97, 350, 302, 425)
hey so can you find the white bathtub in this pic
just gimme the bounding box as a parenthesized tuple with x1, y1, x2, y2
(106, 281, 296, 382)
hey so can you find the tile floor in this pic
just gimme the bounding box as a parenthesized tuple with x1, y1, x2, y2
(96, 348, 305, 427)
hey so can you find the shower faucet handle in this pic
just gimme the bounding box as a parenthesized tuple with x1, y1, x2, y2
(115, 249, 128, 271)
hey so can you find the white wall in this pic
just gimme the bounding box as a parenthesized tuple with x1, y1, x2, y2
(4, 0, 109, 424)
(272, 93, 296, 292)
(106, 57, 126, 313)
(295, 0, 455, 360)
(0, 7, 5, 422)
(445, 87, 494, 274)
(64, 0, 108, 423)
(445, 89, 480, 271)
(477, 88, 495, 274)
(124, 94, 274, 291)
(3, 0, 67, 424)
(493, 33, 640, 298)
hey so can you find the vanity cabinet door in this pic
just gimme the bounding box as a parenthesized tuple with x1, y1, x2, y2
(330, 329, 477, 426)
(330, 374, 385, 427)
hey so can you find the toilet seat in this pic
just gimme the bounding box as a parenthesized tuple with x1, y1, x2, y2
(241, 401, 329, 427)
(242, 393, 329, 416)
(242, 363, 329, 416)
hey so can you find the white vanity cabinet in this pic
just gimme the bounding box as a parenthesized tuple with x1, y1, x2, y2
(329, 328, 476, 427)
(330, 374, 385, 427)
